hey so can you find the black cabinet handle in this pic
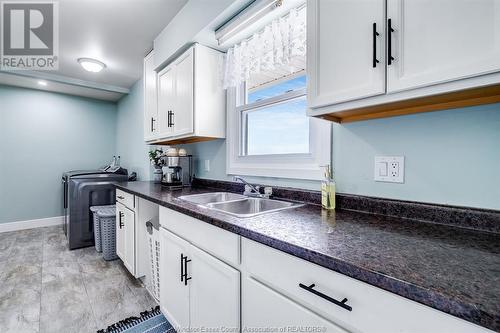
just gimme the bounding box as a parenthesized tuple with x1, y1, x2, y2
(151, 117, 156, 132)
(372, 23, 380, 68)
(117, 196, 124, 200)
(299, 283, 352, 311)
(388, 18, 395, 65)
(182, 254, 191, 286)
(180, 253, 184, 282)
(118, 212, 124, 229)
(168, 111, 175, 127)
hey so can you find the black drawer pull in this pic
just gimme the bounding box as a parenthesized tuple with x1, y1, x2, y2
(299, 283, 352, 311)
(117, 196, 124, 200)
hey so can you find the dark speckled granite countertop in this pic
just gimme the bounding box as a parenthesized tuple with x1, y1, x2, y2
(115, 181, 500, 331)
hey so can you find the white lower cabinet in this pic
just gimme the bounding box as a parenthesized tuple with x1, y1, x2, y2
(116, 194, 153, 279)
(115, 204, 125, 262)
(243, 276, 347, 333)
(159, 228, 190, 328)
(242, 238, 492, 333)
(159, 226, 240, 330)
(157, 207, 492, 333)
(116, 202, 135, 274)
(189, 244, 240, 330)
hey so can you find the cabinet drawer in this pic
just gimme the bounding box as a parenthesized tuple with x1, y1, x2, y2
(243, 276, 347, 333)
(242, 238, 491, 333)
(116, 189, 134, 209)
(160, 207, 240, 266)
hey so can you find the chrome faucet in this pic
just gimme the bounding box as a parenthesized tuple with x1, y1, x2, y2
(233, 176, 272, 198)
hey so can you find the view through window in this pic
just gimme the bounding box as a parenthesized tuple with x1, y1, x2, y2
(242, 74, 308, 156)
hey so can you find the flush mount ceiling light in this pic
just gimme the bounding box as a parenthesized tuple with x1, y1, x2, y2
(38, 80, 47, 86)
(78, 58, 106, 73)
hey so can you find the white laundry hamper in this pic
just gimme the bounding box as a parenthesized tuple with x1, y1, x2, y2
(90, 204, 116, 253)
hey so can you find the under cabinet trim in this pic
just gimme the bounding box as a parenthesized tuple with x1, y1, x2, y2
(312, 82, 500, 123)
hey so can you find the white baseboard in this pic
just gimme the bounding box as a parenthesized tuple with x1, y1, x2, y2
(0, 216, 64, 233)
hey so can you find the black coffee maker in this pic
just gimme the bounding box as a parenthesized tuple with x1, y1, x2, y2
(161, 155, 193, 189)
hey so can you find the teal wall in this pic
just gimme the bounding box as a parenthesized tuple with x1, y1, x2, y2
(332, 104, 500, 209)
(0, 85, 117, 224)
(179, 103, 500, 210)
(1, 81, 498, 225)
(116, 79, 151, 181)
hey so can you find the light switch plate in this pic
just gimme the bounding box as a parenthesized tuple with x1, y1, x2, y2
(204, 159, 210, 172)
(374, 156, 404, 183)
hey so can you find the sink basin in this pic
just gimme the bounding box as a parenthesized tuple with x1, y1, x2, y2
(178, 192, 246, 205)
(179, 192, 303, 217)
(207, 197, 302, 218)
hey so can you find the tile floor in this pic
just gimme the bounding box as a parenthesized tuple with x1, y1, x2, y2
(0, 225, 157, 333)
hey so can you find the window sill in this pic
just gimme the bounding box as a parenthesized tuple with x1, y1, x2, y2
(227, 161, 326, 181)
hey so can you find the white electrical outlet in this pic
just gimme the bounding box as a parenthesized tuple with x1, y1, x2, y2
(374, 156, 404, 183)
(204, 159, 210, 172)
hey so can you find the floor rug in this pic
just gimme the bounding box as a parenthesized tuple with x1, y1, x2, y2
(97, 306, 173, 333)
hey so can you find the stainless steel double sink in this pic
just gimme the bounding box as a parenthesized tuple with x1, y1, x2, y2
(178, 192, 303, 218)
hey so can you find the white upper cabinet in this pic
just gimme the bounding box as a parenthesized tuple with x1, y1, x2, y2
(143, 51, 158, 141)
(171, 48, 194, 137)
(157, 64, 175, 138)
(307, 0, 386, 108)
(387, 0, 500, 93)
(146, 43, 225, 144)
(307, 0, 500, 123)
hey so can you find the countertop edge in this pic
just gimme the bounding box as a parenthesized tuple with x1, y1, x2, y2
(115, 183, 498, 331)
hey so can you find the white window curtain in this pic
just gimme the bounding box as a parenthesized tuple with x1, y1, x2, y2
(222, 5, 307, 89)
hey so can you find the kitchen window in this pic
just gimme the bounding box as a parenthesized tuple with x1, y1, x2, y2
(223, 3, 330, 180)
(242, 74, 308, 156)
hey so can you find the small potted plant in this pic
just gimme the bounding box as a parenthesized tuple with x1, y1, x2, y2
(149, 148, 164, 183)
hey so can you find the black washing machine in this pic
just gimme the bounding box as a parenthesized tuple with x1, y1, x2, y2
(62, 168, 129, 250)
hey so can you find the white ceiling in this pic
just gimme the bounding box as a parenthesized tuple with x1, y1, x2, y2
(0, 0, 187, 101)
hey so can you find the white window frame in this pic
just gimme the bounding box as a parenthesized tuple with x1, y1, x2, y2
(226, 76, 331, 181)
